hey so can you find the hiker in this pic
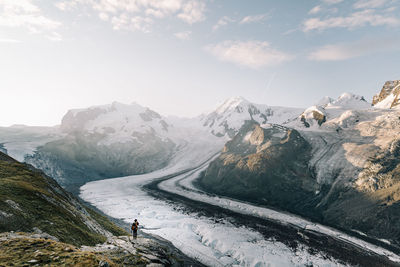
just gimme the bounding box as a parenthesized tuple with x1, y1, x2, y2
(131, 219, 139, 238)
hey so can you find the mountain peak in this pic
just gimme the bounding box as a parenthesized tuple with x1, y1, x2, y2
(215, 96, 250, 114)
(328, 92, 370, 109)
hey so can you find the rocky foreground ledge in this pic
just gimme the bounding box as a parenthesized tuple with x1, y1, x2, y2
(0, 231, 202, 267)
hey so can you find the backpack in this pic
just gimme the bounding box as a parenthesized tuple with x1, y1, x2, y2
(131, 222, 138, 231)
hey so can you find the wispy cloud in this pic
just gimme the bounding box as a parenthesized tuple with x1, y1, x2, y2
(205, 40, 293, 69)
(322, 0, 343, 4)
(212, 16, 235, 31)
(239, 13, 269, 24)
(174, 30, 191, 40)
(308, 38, 400, 61)
(353, 0, 387, 9)
(303, 9, 400, 31)
(0, 0, 61, 36)
(309, 5, 322, 15)
(57, 0, 207, 33)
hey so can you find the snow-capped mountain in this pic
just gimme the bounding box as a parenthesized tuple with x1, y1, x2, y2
(201, 96, 303, 137)
(61, 101, 171, 143)
(373, 80, 400, 109)
(295, 93, 371, 130)
(24, 102, 181, 190)
(200, 84, 400, 245)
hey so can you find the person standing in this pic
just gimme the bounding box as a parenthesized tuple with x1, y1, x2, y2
(131, 219, 139, 239)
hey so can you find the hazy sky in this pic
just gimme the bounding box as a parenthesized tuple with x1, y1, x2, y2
(1, 0, 400, 126)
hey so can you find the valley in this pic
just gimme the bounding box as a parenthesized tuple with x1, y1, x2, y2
(2, 80, 400, 266)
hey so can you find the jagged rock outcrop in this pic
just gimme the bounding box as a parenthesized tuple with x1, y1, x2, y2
(373, 80, 400, 108)
(300, 106, 327, 127)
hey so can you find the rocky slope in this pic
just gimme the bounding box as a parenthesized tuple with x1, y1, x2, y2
(199, 84, 400, 247)
(0, 151, 203, 266)
(0, 150, 125, 246)
(372, 80, 400, 108)
(199, 121, 320, 218)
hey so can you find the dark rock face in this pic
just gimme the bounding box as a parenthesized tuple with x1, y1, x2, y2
(312, 111, 326, 126)
(372, 80, 400, 108)
(139, 108, 162, 122)
(199, 121, 320, 217)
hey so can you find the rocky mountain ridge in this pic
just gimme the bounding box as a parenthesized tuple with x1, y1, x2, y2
(199, 80, 400, 246)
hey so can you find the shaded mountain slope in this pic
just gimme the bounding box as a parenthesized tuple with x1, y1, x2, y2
(0, 151, 125, 246)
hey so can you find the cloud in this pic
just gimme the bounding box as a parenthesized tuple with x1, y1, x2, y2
(0, 0, 61, 34)
(177, 0, 206, 24)
(353, 0, 387, 9)
(322, 0, 343, 4)
(47, 32, 63, 41)
(308, 38, 400, 61)
(174, 30, 191, 40)
(239, 13, 269, 24)
(303, 9, 400, 31)
(212, 16, 234, 31)
(56, 0, 206, 32)
(204, 40, 293, 69)
(212, 13, 268, 32)
(309, 6, 322, 15)
(111, 14, 153, 32)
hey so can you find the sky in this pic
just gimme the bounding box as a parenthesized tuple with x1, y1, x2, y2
(1, 0, 400, 126)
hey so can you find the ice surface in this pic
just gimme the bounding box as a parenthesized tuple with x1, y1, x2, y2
(158, 163, 400, 263)
(80, 147, 346, 267)
(81, 167, 347, 267)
